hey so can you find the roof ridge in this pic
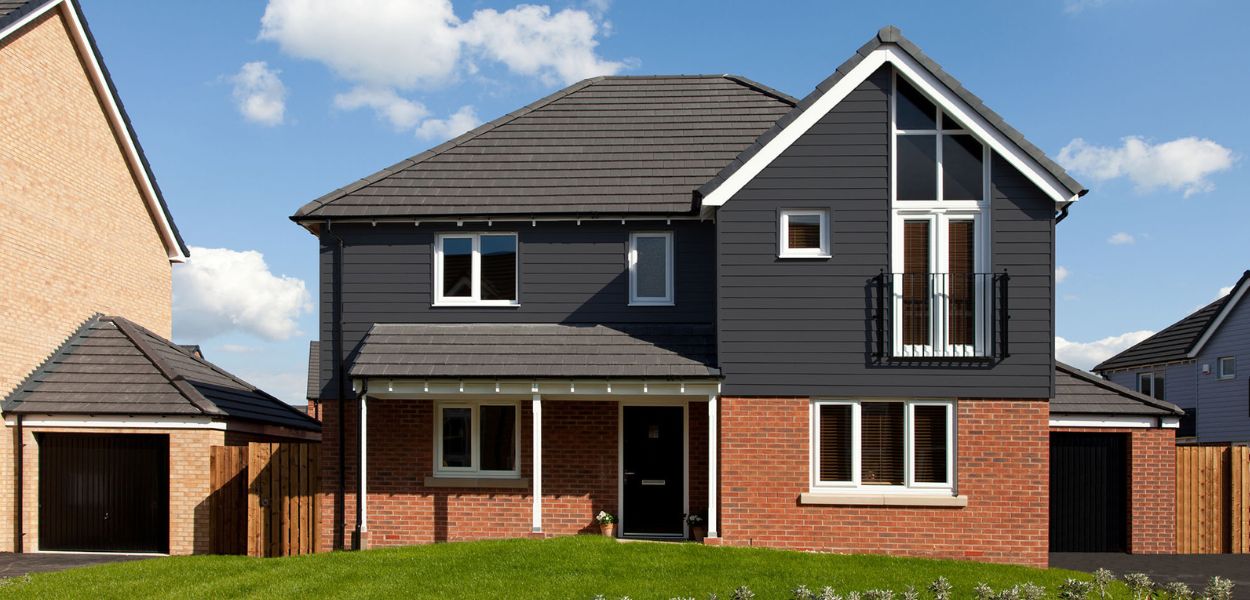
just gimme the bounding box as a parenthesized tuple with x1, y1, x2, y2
(292, 75, 608, 220)
(1056, 361, 1183, 415)
(107, 316, 225, 417)
(1093, 294, 1230, 372)
(1, 313, 101, 409)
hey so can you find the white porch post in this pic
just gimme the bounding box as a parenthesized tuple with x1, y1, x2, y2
(531, 393, 542, 534)
(707, 394, 718, 538)
(357, 391, 368, 547)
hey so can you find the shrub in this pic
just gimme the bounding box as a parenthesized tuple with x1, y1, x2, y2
(1092, 569, 1114, 600)
(1203, 577, 1234, 600)
(1058, 579, 1092, 600)
(928, 577, 953, 600)
(1159, 581, 1193, 600)
(1123, 573, 1153, 600)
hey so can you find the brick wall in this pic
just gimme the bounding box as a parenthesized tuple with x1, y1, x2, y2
(317, 398, 708, 550)
(0, 10, 175, 550)
(1051, 425, 1176, 554)
(718, 397, 1050, 566)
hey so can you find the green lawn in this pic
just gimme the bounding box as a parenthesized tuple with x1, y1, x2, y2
(1, 536, 1120, 599)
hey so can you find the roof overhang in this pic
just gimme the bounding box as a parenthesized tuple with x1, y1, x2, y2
(355, 377, 721, 399)
(1187, 271, 1250, 358)
(698, 45, 1083, 209)
(1050, 414, 1181, 429)
(0, 0, 188, 262)
(3, 413, 322, 441)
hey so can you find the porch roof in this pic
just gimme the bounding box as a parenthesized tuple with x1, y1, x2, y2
(350, 323, 720, 379)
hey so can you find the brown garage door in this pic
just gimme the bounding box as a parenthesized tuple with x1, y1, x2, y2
(39, 433, 169, 553)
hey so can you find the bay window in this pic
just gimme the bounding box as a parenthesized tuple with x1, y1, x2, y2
(435, 401, 520, 477)
(434, 233, 518, 306)
(811, 399, 954, 491)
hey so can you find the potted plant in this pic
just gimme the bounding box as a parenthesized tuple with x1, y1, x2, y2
(595, 510, 617, 537)
(686, 511, 707, 541)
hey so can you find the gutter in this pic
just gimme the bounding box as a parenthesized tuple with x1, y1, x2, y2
(323, 219, 348, 551)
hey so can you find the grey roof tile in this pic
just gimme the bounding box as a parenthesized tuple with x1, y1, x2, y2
(3, 315, 320, 432)
(292, 76, 795, 220)
(350, 323, 720, 379)
(1052, 362, 1182, 417)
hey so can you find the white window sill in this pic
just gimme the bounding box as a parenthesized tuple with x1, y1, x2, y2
(778, 253, 832, 259)
(628, 301, 675, 307)
(799, 492, 967, 507)
(424, 476, 529, 489)
(431, 302, 520, 308)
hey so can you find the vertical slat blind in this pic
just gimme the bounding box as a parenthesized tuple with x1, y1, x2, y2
(787, 215, 822, 249)
(948, 221, 975, 346)
(861, 403, 904, 485)
(818, 404, 852, 482)
(902, 221, 931, 346)
(913, 405, 948, 483)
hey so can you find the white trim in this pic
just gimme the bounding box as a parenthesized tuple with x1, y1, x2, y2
(778, 210, 831, 258)
(809, 398, 956, 495)
(700, 46, 1078, 208)
(618, 401, 690, 539)
(706, 394, 718, 538)
(799, 492, 967, 507)
(1188, 278, 1248, 358)
(531, 394, 542, 533)
(364, 377, 720, 398)
(3, 415, 223, 429)
(433, 233, 519, 307)
(359, 393, 368, 533)
(1049, 415, 1171, 429)
(628, 231, 674, 306)
(2, 0, 187, 262)
(432, 399, 523, 478)
(1217, 356, 1237, 380)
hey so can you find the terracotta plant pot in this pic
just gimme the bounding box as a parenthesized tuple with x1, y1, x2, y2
(600, 522, 616, 537)
(691, 526, 706, 542)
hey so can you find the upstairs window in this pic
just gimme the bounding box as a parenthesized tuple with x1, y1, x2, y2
(1138, 371, 1165, 400)
(779, 210, 830, 258)
(434, 233, 518, 306)
(895, 77, 986, 203)
(1217, 356, 1236, 380)
(629, 232, 674, 305)
(812, 399, 953, 491)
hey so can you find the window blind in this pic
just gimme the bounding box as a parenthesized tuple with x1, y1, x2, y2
(860, 403, 904, 485)
(903, 221, 931, 345)
(948, 220, 975, 346)
(913, 405, 948, 483)
(818, 404, 852, 482)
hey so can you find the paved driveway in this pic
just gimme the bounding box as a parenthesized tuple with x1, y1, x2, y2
(0, 552, 154, 578)
(1051, 553, 1250, 598)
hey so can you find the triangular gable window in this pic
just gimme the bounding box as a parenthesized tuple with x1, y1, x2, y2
(894, 77, 987, 203)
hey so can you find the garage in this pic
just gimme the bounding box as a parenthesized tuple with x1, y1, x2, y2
(1049, 432, 1128, 552)
(1049, 362, 1184, 554)
(38, 433, 169, 553)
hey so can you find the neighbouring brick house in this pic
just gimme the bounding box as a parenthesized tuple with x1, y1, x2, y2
(0, 0, 319, 555)
(296, 26, 1179, 566)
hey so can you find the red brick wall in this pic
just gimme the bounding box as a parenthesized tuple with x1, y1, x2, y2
(317, 399, 710, 550)
(718, 397, 1050, 567)
(1050, 426, 1176, 554)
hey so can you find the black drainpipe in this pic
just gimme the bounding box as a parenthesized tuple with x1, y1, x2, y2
(13, 414, 22, 553)
(323, 219, 348, 551)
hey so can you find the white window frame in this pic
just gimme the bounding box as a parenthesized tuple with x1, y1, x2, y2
(1218, 356, 1236, 380)
(1138, 371, 1164, 399)
(433, 233, 519, 307)
(889, 70, 991, 358)
(433, 400, 522, 478)
(628, 232, 674, 306)
(809, 399, 955, 494)
(779, 209, 831, 258)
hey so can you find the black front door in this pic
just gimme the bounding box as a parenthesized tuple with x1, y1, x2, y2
(39, 433, 169, 553)
(1049, 432, 1128, 552)
(622, 405, 685, 537)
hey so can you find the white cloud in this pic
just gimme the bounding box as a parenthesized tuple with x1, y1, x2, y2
(1107, 232, 1135, 245)
(220, 344, 258, 353)
(237, 369, 308, 405)
(231, 61, 287, 126)
(333, 86, 430, 130)
(1056, 266, 1070, 283)
(1218, 285, 1234, 298)
(173, 247, 312, 342)
(415, 105, 481, 141)
(1056, 330, 1156, 371)
(1058, 136, 1235, 198)
(259, 0, 627, 136)
(1063, 0, 1111, 14)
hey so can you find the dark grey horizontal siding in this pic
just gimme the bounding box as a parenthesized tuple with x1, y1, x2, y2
(716, 66, 1056, 399)
(318, 220, 715, 398)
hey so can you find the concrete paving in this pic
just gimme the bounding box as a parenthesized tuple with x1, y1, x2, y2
(0, 552, 155, 578)
(1051, 553, 1250, 599)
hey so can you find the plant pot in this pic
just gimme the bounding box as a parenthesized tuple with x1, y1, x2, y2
(599, 522, 616, 537)
(691, 526, 706, 542)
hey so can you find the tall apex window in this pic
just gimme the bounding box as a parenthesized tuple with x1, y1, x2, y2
(629, 232, 673, 305)
(435, 233, 518, 306)
(895, 77, 987, 203)
(812, 399, 953, 491)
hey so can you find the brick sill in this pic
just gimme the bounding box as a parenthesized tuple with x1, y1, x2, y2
(799, 493, 968, 507)
(424, 476, 530, 489)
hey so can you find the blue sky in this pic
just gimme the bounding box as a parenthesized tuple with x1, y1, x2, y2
(81, 0, 1248, 402)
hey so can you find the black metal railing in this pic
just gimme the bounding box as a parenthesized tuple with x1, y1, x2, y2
(875, 272, 1009, 360)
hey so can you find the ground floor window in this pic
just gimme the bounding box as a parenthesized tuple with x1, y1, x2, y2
(434, 401, 520, 477)
(811, 399, 954, 491)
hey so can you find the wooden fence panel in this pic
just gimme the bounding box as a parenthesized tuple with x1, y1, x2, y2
(243, 442, 319, 557)
(1176, 445, 1250, 554)
(208, 446, 248, 555)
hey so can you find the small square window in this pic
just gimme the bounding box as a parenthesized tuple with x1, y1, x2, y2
(1218, 357, 1236, 380)
(434, 233, 518, 306)
(780, 210, 830, 258)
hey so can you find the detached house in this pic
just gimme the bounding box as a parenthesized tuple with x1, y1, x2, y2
(297, 27, 1177, 566)
(1, 0, 318, 555)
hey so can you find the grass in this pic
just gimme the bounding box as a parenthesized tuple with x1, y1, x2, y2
(0, 536, 1122, 599)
